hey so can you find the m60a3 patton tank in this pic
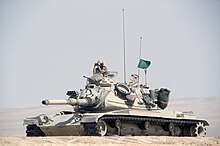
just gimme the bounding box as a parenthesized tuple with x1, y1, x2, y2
(23, 71, 209, 137)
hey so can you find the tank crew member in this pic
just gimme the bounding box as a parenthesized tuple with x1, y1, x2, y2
(93, 60, 108, 76)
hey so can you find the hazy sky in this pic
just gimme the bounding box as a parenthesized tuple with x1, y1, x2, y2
(1, 0, 220, 108)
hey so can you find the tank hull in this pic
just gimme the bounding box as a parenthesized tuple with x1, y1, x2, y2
(24, 109, 208, 137)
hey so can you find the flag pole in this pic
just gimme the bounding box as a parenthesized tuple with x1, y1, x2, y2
(138, 37, 142, 85)
(122, 9, 126, 83)
(144, 69, 147, 86)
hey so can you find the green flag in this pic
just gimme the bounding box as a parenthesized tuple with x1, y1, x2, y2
(138, 59, 151, 69)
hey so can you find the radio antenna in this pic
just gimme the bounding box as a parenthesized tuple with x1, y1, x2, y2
(138, 37, 142, 85)
(122, 9, 126, 83)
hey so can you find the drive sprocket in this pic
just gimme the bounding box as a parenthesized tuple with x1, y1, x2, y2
(195, 122, 206, 137)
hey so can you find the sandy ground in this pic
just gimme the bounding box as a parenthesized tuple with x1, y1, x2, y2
(0, 136, 220, 146)
(0, 97, 220, 145)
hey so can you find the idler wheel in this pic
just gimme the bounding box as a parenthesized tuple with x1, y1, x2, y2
(98, 120, 108, 136)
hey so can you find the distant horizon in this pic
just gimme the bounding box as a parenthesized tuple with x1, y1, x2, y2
(0, 96, 218, 109)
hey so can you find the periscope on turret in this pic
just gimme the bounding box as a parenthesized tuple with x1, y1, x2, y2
(23, 70, 209, 136)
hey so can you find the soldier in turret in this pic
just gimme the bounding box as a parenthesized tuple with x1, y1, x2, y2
(91, 60, 108, 84)
(93, 60, 108, 76)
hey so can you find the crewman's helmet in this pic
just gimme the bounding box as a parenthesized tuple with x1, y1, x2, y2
(97, 60, 104, 66)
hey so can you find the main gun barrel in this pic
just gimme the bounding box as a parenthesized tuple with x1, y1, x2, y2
(42, 98, 88, 106)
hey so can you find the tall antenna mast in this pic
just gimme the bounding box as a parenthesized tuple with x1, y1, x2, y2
(122, 9, 126, 83)
(138, 37, 142, 85)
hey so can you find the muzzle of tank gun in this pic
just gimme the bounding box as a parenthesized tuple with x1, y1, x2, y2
(42, 99, 69, 105)
(42, 98, 89, 106)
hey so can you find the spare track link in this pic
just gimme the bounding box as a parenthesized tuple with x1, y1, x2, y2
(26, 125, 45, 137)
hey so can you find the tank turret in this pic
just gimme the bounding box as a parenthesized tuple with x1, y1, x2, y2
(41, 72, 170, 112)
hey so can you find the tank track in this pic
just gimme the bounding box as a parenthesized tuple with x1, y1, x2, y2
(101, 115, 201, 125)
(84, 123, 101, 136)
(26, 125, 45, 137)
(95, 115, 206, 136)
(25, 117, 207, 136)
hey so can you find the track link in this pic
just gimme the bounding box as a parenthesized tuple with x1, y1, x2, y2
(84, 123, 101, 136)
(26, 125, 45, 137)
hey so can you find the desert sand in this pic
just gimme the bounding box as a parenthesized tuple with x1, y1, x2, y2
(0, 97, 220, 145)
(0, 136, 220, 146)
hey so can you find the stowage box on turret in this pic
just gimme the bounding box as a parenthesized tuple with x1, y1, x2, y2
(23, 70, 209, 136)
